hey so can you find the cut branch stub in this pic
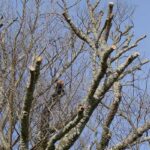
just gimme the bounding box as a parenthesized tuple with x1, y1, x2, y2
(20, 56, 42, 150)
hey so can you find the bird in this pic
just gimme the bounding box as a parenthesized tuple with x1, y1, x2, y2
(52, 80, 65, 99)
(0, 15, 3, 29)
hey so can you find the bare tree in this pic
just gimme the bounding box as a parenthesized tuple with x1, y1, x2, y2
(0, 0, 150, 150)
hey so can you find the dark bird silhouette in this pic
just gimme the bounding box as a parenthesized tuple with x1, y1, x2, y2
(52, 80, 65, 98)
(0, 15, 3, 28)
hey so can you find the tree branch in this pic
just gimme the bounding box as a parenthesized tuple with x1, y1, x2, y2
(46, 105, 84, 150)
(97, 2, 114, 43)
(110, 122, 150, 150)
(97, 82, 122, 150)
(53, 53, 139, 150)
(20, 56, 42, 150)
(111, 35, 146, 63)
(62, 9, 96, 50)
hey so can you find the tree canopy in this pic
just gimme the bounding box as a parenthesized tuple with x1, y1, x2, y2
(0, 0, 150, 150)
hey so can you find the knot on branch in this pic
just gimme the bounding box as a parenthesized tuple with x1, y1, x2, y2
(22, 111, 28, 116)
(77, 103, 91, 116)
(77, 104, 85, 115)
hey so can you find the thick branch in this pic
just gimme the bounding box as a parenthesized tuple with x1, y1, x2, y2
(111, 122, 150, 150)
(119, 59, 150, 80)
(97, 2, 114, 43)
(97, 82, 122, 150)
(88, 45, 116, 99)
(46, 105, 84, 150)
(20, 56, 42, 150)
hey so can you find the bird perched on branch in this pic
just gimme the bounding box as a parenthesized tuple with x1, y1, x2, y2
(0, 15, 3, 29)
(52, 79, 65, 98)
